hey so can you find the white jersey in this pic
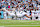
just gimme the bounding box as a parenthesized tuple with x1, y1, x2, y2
(3, 8, 15, 16)
(32, 10, 39, 17)
(34, 11, 39, 17)
(4, 12, 7, 16)
(4, 12, 7, 19)
(27, 11, 30, 16)
(8, 11, 15, 16)
(31, 10, 35, 17)
(16, 11, 27, 17)
(38, 10, 40, 17)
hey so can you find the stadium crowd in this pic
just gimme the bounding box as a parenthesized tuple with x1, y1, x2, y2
(0, 0, 40, 20)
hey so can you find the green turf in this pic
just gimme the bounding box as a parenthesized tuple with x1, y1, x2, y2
(4, 26, 40, 27)
(0, 20, 40, 27)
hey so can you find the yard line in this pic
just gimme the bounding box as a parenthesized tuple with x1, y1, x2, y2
(0, 26, 4, 27)
(5, 25, 40, 26)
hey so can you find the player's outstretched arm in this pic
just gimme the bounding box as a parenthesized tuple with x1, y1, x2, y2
(25, 14, 31, 18)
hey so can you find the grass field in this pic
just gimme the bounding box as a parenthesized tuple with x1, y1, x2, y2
(0, 20, 40, 27)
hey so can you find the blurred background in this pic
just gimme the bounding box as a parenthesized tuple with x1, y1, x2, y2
(0, 0, 40, 20)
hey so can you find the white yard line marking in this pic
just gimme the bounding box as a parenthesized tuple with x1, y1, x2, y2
(5, 25, 40, 26)
(0, 25, 40, 27)
(0, 26, 4, 27)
